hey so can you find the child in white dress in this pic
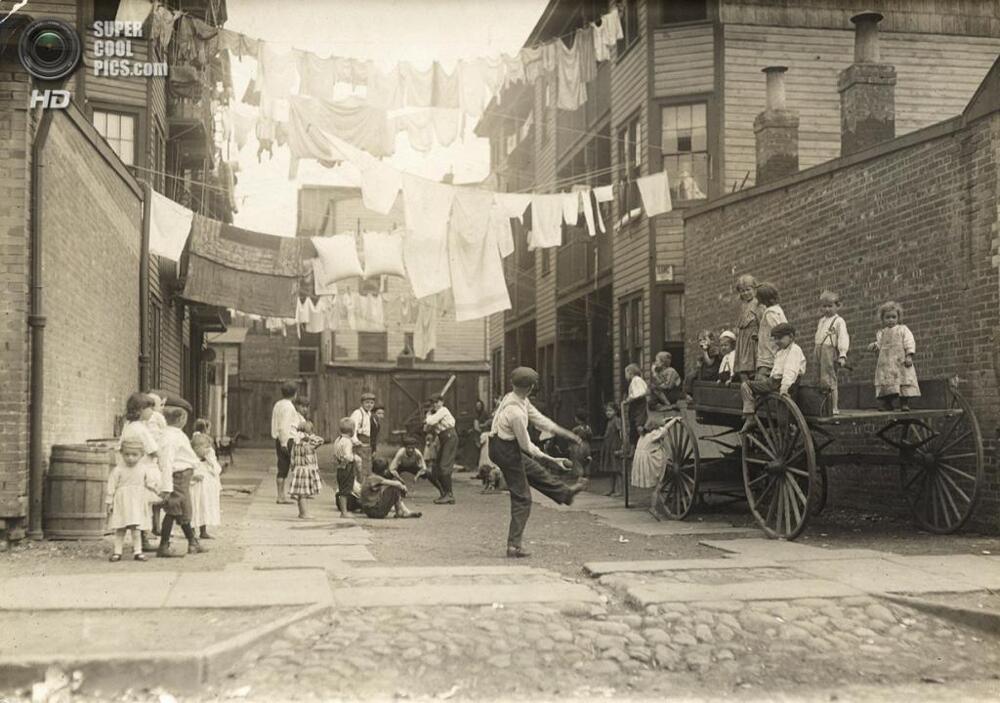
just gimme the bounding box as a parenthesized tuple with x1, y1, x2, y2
(120, 392, 160, 551)
(815, 290, 850, 415)
(868, 301, 920, 411)
(106, 439, 159, 562)
(190, 434, 223, 538)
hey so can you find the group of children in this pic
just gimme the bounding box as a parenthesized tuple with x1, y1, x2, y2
(105, 393, 223, 561)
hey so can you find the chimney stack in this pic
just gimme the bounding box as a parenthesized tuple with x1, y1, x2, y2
(753, 66, 799, 185)
(838, 11, 896, 156)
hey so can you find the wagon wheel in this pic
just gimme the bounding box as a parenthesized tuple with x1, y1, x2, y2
(810, 425, 833, 516)
(741, 394, 818, 540)
(885, 389, 983, 534)
(651, 416, 700, 520)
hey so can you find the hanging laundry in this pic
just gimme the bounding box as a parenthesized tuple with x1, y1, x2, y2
(556, 37, 587, 111)
(495, 192, 532, 223)
(288, 95, 394, 165)
(432, 108, 462, 147)
(593, 184, 614, 202)
(528, 194, 564, 250)
(413, 294, 439, 360)
(400, 62, 434, 107)
(362, 231, 407, 278)
(542, 41, 558, 74)
(230, 108, 255, 150)
(312, 234, 365, 287)
(635, 171, 673, 217)
(520, 46, 543, 83)
(574, 186, 597, 236)
(306, 297, 327, 334)
(458, 57, 503, 119)
(189, 214, 303, 276)
(358, 158, 402, 216)
(297, 52, 336, 101)
(576, 26, 597, 83)
(116, 0, 152, 25)
(449, 189, 512, 322)
(393, 110, 435, 152)
(500, 53, 525, 93)
(366, 62, 404, 110)
(401, 174, 456, 298)
(595, 7, 625, 61)
(241, 76, 261, 106)
(296, 297, 315, 325)
(148, 191, 194, 261)
(150, 5, 178, 49)
(184, 243, 300, 318)
(335, 57, 369, 87)
(488, 200, 515, 258)
(431, 62, 460, 109)
(312, 258, 339, 296)
(258, 44, 299, 121)
(562, 191, 581, 227)
(355, 292, 387, 332)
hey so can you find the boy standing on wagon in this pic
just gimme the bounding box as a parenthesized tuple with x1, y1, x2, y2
(740, 322, 806, 433)
(815, 290, 850, 415)
(755, 282, 787, 378)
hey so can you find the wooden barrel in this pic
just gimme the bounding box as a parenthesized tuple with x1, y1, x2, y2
(44, 444, 115, 540)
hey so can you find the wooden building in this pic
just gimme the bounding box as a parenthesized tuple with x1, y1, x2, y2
(476, 0, 1000, 434)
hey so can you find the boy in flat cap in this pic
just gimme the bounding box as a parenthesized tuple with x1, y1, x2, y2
(740, 322, 806, 433)
(488, 367, 588, 558)
(350, 391, 377, 483)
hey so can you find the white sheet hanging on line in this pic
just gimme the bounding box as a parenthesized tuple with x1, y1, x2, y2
(448, 189, 511, 322)
(401, 174, 456, 298)
(149, 191, 194, 261)
(528, 194, 564, 250)
(635, 171, 673, 217)
(488, 199, 515, 258)
(413, 293, 439, 360)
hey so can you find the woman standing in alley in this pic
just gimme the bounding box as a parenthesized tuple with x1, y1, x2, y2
(424, 393, 458, 505)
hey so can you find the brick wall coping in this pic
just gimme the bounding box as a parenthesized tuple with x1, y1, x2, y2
(326, 360, 490, 373)
(55, 101, 144, 200)
(683, 103, 999, 222)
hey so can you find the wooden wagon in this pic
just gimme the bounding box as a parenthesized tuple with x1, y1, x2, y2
(648, 377, 985, 540)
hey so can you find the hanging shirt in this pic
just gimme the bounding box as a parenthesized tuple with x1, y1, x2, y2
(297, 52, 336, 101)
(400, 62, 434, 107)
(528, 194, 564, 250)
(401, 175, 456, 298)
(636, 171, 673, 217)
(520, 46, 543, 84)
(562, 191, 580, 227)
(576, 26, 598, 83)
(495, 192, 532, 224)
(360, 158, 402, 216)
(488, 200, 516, 258)
(258, 44, 298, 121)
(149, 191, 194, 261)
(366, 62, 404, 110)
(413, 294, 439, 359)
(431, 62, 460, 109)
(556, 38, 586, 111)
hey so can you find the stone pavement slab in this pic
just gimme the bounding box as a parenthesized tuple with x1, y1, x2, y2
(588, 508, 758, 537)
(0, 573, 180, 610)
(328, 582, 602, 608)
(583, 557, 782, 576)
(790, 558, 985, 595)
(348, 565, 549, 578)
(239, 526, 371, 546)
(242, 544, 376, 567)
(700, 538, 887, 561)
(164, 570, 331, 608)
(622, 578, 863, 607)
(880, 554, 1000, 590)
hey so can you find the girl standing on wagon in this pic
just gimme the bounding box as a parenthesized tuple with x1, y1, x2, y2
(755, 282, 787, 378)
(868, 301, 920, 411)
(733, 275, 764, 382)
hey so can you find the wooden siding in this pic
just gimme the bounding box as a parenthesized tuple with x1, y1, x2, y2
(719, 0, 1000, 38)
(652, 23, 715, 98)
(610, 0, 651, 395)
(21, 1, 76, 23)
(723, 25, 1000, 189)
(654, 212, 684, 279)
(82, 37, 153, 108)
(534, 70, 558, 347)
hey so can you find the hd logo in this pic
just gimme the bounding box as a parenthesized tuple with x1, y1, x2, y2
(29, 89, 71, 109)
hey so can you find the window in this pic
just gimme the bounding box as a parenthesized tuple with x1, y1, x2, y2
(297, 347, 319, 375)
(93, 110, 137, 166)
(358, 332, 388, 362)
(662, 291, 684, 344)
(617, 0, 640, 56)
(662, 103, 708, 201)
(93, 0, 121, 23)
(402, 332, 415, 356)
(149, 302, 161, 388)
(620, 295, 644, 373)
(661, 0, 707, 24)
(617, 114, 642, 224)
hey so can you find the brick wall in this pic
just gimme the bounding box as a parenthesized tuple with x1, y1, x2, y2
(685, 111, 1000, 530)
(0, 59, 32, 531)
(240, 331, 300, 382)
(40, 107, 143, 454)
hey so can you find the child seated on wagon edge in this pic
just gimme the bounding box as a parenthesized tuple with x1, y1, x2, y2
(739, 322, 806, 434)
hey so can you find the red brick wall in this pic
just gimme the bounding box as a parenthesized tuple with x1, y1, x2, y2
(0, 59, 32, 529)
(40, 107, 143, 453)
(684, 112, 1000, 530)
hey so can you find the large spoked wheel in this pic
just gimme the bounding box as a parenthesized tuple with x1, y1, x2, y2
(651, 416, 700, 520)
(741, 394, 818, 540)
(884, 389, 984, 533)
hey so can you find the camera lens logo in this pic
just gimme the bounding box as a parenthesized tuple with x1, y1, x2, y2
(18, 19, 81, 81)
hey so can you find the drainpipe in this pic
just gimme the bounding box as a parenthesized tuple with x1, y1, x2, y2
(139, 182, 151, 390)
(27, 106, 56, 540)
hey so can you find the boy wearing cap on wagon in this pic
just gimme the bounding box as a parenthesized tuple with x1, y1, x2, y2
(350, 391, 377, 483)
(739, 322, 806, 434)
(488, 367, 588, 558)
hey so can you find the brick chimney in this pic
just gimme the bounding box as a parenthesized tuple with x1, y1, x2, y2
(838, 11, 896, 156)
(753, 66, 799, 185)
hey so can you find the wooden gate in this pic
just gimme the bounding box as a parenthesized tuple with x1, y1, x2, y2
(227, 379, 284, 443)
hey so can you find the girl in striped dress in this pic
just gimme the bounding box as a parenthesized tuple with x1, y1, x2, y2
(733, 274, 764, 382)
(287, 421, 325, 519)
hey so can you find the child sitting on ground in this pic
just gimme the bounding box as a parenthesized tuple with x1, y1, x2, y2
(157, 406, 207, 557)
(815, 290, 850, 415)
(717, 330, 737, 385)
(360, 458, 422, 520)
(189, 434, 223, 537)
(755, 282, 787, 378)
(332, 418, 359, 519)
(105, 438, 160, 562)
(648, 351, 683, 411)
(740, 322, 806, 433)
(868, 301, 920, 411)
(286, 421, 325, 519)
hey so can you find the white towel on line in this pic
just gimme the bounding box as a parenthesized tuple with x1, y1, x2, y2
(149, 191, 194, 261)
(635, 171, 673, 217)
(401, 174, 456, 298)
(528, 194, 564, 250)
